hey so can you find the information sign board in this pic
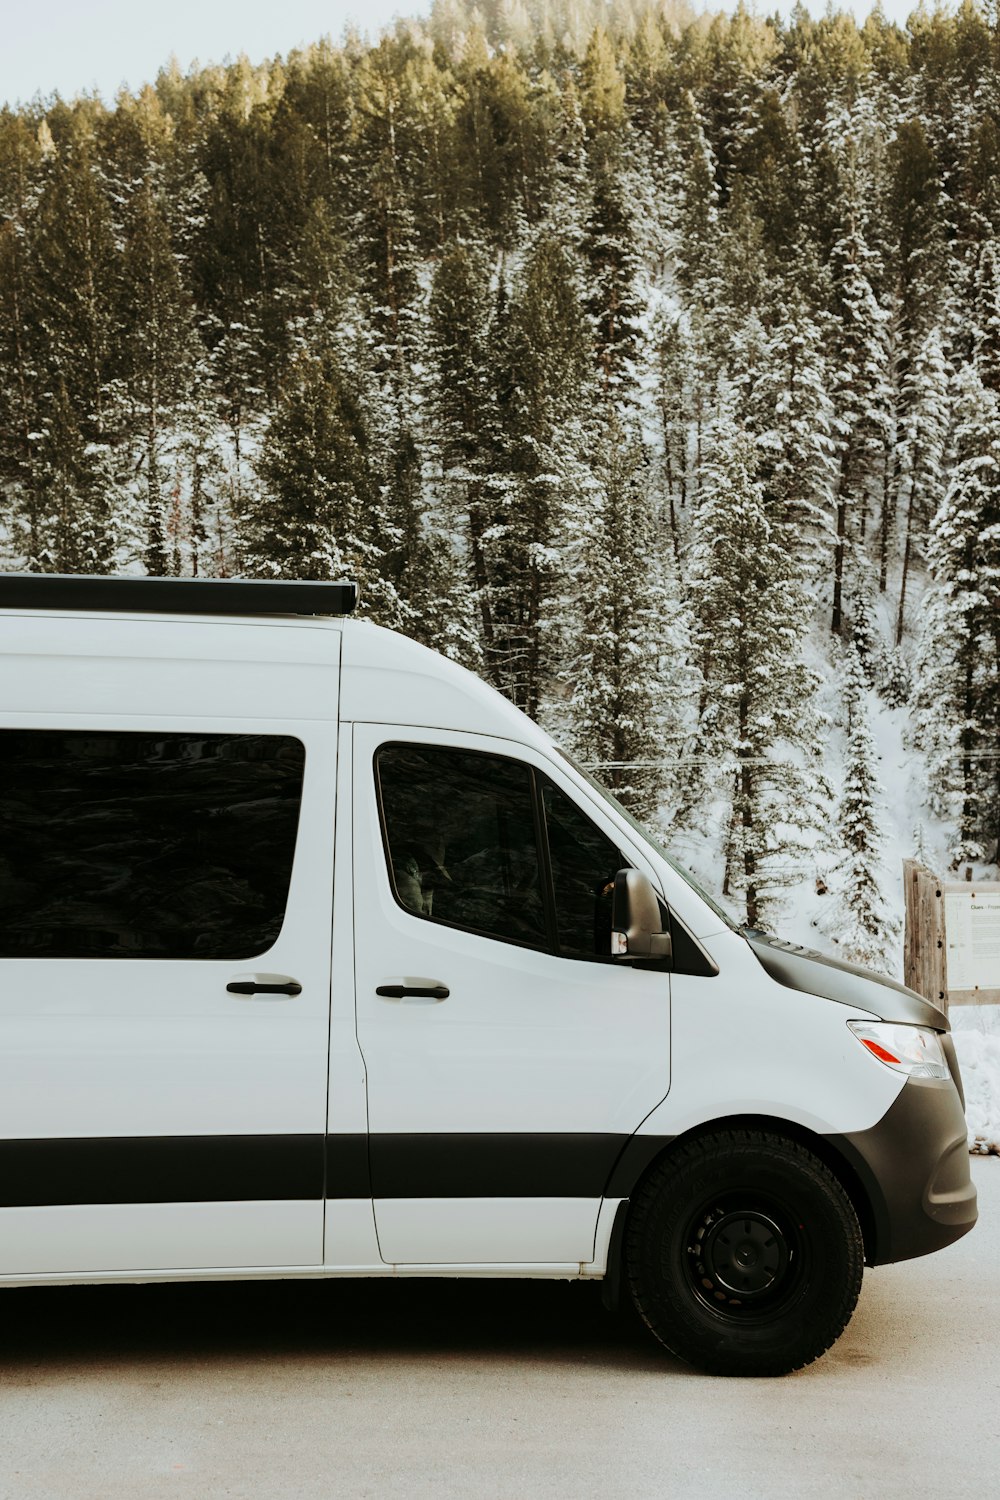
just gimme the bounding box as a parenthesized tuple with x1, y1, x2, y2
(944, 886, 1000, 1000)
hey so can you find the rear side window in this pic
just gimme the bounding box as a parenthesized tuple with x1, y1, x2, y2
(0, 730, 305, 960)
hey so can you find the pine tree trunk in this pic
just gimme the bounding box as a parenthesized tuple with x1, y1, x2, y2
(741, 751, 758, 929)
(525, 556, 541, 722)
(895, 484, 914, 647)
(738, 690, 758, 927)
(721, 793, 738, 897)
(959, 648, 977, 864)
(145, 243, 165, 577)
(191, 472, 203, 578)
(832, 486, 848, 635)
(663, 452, 680, 561)
(879, 443, 895, 593)
(84, 220, 103, 439)
(995, 629, 1000, 860)
(145, 399, 166, 576)
(6, 239, 40, 566)
(466, 490, 497, 674)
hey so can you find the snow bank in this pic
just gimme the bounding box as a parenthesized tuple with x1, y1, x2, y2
(951, 1006, 1000, 1154)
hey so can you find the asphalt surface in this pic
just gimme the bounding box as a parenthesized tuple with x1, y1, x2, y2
(1, 1158, 997, 1500)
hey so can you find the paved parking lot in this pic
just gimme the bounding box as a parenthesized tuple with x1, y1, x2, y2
(1, 1158, 998, 1500)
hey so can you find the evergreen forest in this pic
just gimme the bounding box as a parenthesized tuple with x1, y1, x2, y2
(3, 0, 1000, 969)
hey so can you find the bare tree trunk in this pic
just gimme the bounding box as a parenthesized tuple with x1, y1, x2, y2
(880, 434, 898, 593)
(737, 690, 759, 927)
(464, 473, 501, 687)
(895, 485, 914, 646)
(832, 487, 848, 635)
(663, 451, 680, 562)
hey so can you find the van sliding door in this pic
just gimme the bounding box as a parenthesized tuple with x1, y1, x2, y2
(0, 719, 337, 1278)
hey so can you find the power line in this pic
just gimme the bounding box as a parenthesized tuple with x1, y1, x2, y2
(585, 751, 1000, 770)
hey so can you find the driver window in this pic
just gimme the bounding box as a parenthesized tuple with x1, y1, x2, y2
(376, 745, 548, 948)
(541, 779, 625, 960)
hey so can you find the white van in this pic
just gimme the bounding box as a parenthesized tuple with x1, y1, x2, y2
(0, 574, 976, 1376)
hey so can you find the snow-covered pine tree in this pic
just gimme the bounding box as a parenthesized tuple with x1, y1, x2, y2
(841, 628, 867, 738)
(846, 551, 884, 684)
(564, 415, 694, 820)
(174, 380, 222, 578)
(118, 181, 196, 576)
(650, 309, 692, 557)
(543, 75, 590, 251)
(26, 108, 124, 570)
(828, 216, 893, 635)
(689, 413, 825, 930)
(581, 152, 642, 397)
(489, 232, 590, 718)
(971, 239, 1000, 393)
(289, 196, 356, 357)
(669, 91, 721, 306)
(31, 378, 118, 574)
(427, 237, 502, 667)
(887, 117, 947, 355)
(746, 294, 837, 582)
(374, 419, 480, 664)
(352, 36, 425, 368)
(575, 26, 642, 397)
(0, 109, 44, 567)
(894, 325, 950, 644)
(243, 348, 384, 600)
(830, 642, 899, 973)
(912, 821, 934, 873)
(913, 362, 1000, 867)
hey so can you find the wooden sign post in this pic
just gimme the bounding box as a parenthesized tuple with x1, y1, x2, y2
(903, 859, 1000, 1013)
(902, 860, 948, 1013)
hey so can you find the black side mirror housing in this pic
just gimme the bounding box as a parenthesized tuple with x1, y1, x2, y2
(611, 869, 672, 963)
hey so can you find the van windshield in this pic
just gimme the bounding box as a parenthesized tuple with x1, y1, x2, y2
(555, 747, 739, 933)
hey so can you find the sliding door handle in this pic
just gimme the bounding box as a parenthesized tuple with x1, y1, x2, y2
(376, 979, 450, 1001)
(227, 974, 302, 997)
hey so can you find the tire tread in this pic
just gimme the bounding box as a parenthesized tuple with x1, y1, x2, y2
(624, 1128, 864, 1376)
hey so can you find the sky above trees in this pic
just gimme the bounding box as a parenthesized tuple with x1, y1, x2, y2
(0, 0, 433, 107)
(3, 1, 927, 108)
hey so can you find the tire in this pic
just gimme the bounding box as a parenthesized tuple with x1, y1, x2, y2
(625, 1129, 864, 1377)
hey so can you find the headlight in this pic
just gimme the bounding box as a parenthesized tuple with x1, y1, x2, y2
(847, 1021, 950, 1080)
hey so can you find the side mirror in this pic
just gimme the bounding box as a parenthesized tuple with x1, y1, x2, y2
(611, 869, 672, 963)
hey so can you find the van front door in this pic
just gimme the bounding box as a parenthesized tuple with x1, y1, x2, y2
(352, 724, 671, 1267)
(0, 718, 337, 1278)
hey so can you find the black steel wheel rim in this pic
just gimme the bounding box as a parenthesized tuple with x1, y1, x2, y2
(683, 1194, 805, 1321)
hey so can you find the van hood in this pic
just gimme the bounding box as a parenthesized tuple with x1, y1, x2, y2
(745, 932, 949, 1031)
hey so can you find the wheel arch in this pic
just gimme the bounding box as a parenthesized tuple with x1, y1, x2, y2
(605, 1113, 883, 1274)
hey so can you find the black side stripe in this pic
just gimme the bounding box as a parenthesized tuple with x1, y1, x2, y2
(0, 1132, 673, 1208)
(369, 1132, 627, 1198)
(0, 1135, 327, 1208)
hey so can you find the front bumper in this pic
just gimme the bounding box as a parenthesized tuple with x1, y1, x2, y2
(830, 1075, 978, 1266)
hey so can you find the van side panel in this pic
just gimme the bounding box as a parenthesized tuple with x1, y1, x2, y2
(0, 620, 341, 1279)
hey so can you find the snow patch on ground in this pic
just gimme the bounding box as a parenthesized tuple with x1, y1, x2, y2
(951, 1006, 1000, 1154)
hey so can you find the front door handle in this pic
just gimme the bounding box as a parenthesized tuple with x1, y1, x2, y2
(376, 979, 450, 1001)
(227, 974, 303, 997)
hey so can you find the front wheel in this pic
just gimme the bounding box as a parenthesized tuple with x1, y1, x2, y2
(625, 1129, 864, 1376)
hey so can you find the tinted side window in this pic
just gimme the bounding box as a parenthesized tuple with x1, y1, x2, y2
(377, 745, 547, 947)
(542, 780, 624, 960)
(0, 731, 305, 960)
